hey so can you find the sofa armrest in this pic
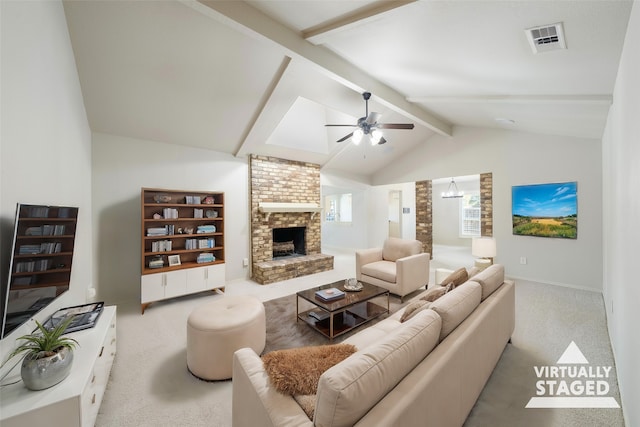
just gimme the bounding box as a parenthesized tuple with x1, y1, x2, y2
(355, 248, 383, 280)
(232, 348, 313, 427)
(395, 253, 430, 294)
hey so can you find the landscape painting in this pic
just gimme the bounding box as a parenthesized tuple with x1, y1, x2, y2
(512, 181, 577, 239)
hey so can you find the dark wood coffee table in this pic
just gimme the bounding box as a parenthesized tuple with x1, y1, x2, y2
(296, 280, 389, 340)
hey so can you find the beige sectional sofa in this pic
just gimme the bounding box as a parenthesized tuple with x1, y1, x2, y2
(232, 264, 515, 427)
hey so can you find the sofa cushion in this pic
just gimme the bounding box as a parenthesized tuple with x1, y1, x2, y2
(361, 260, 397, 283)
(473, 264, 505, 300)
(429, 281, 482, 341)
(400, 300, 431, 322)
(382, 237, 421, 262)
(467, 266, 480, 279)
(438, 267, 468, 287)
(314, 309, 441, 427)
(261, 344, 357, 395)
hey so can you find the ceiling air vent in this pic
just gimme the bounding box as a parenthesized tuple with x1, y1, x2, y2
(525, 22, 566, 54)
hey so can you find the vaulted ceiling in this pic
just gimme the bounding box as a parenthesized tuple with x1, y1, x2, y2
(63, 0, 632, 178)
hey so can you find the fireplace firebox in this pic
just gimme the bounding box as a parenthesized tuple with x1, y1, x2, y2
(272, 227, 306, 259)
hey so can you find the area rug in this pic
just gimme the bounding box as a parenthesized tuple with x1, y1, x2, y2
(262, 292, 411, 354)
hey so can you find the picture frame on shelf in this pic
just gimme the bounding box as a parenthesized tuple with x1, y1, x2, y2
(168, 255, 181, 267)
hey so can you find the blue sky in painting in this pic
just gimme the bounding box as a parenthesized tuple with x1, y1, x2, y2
(512, 182, 577, 217)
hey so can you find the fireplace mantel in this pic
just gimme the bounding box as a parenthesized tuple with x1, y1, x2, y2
(258, 202, 322, 220)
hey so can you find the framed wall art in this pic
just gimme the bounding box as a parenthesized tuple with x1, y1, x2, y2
(512, 181, 577, 239)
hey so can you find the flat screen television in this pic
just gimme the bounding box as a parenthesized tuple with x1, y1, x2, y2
(1, 203, 79, 338)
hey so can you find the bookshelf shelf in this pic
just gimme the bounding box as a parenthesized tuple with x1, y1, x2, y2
(7, 204, 78, 295)
(140, 188, 226, 314)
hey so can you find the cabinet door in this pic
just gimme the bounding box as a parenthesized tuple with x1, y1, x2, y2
(141, 273, 165, 303)
(186, 267, 207, 294)
(164, 269, 187, 299)
(141, 270, 187, 302)
(204, 264, 225, 289)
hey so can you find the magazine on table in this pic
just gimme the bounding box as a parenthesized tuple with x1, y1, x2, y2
(315, 287, 345, 301)
(43, 301, 104, 333)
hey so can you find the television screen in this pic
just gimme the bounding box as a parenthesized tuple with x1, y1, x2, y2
(512, 182, 577, 239)
(1, 204, 79, 338)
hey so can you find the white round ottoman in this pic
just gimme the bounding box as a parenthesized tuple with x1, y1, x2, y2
(187, 295, 265, 380)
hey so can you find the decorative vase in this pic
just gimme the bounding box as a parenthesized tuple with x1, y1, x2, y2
(21, 347, 74, 391)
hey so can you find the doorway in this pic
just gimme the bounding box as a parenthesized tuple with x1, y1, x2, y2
(388, 190, 402, 238)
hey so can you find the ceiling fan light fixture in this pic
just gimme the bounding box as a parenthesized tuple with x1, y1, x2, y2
(326, 91, 414, 145)
(371, 129, 383, 145)
(442, 178, 464, 199)
(352, 128, 364, 145)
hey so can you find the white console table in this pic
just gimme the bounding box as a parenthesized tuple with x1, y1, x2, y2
(0, 306, 117, 427)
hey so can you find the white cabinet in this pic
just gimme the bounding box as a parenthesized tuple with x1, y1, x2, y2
(141, 264, 225, 314)
(186, 264, 225, 294)
(0, 306, 117, 427)
(141, 269, 187, 304)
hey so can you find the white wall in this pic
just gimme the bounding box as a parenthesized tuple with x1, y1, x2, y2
(91, 133, 249, 305)
(602, 1, 640, 425)
(320, 172, 370, 251)
(373, 127, 603, 291)
(0, 0, 92, 371)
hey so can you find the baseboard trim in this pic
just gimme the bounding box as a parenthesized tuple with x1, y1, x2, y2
(507, 274, 602, 294)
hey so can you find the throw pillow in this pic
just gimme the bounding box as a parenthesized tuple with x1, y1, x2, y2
(421, 284, 449, 302)
(438, 267, 468, 288)
(400, 300, 431, 323)
(262, 343, 357, 395)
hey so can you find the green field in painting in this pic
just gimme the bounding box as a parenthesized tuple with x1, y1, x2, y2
(512, 215, 577, 239)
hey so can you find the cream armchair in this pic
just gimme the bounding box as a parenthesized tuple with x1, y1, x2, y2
(356, 237, 430, 301)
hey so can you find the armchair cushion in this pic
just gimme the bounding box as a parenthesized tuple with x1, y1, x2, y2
(382, 237, 422, 261)
(361, 260, 397, 283)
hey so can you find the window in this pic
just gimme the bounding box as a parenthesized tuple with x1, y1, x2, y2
(324, 193, 352, 223)
(460, 193, 481, 237)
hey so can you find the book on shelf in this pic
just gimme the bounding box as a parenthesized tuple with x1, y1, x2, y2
(185, 195, 201, 205)
(308, 310, 330, 321)
(196, 225, 216, 234)
(163, 208, 178, 219)
(57, 207, 71, 218)
(151, 240, 172, 252)
(28, 206, 49, 218)
(315, 287, 345, 301)
(196, 253, 215, 263)
(148, 256, 164, 268)
(147, 227, 168, 236)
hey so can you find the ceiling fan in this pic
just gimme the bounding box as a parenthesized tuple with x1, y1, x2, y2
(325, 91, 414, 145)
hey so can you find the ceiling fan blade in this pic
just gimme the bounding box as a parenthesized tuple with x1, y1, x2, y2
(365, 112, 381, 125)
(377, 136, 387, 145)
(325, 124, 356, 127)
(336, 132, 354, 143)
(378, 123, 415, 129)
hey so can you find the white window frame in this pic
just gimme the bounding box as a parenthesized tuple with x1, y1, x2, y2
(324, 193, 352, 224)
(460, 193, 481, 237)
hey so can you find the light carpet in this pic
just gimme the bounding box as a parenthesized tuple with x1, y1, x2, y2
(96, 277, 624, 426)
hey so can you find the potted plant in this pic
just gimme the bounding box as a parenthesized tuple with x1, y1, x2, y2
(4, 317, 78, 390)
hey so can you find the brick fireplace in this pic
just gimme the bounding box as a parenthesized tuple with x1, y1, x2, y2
(249, 155, 333, 284)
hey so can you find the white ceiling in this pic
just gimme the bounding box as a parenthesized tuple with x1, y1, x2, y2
(63, 0, 633, 179)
